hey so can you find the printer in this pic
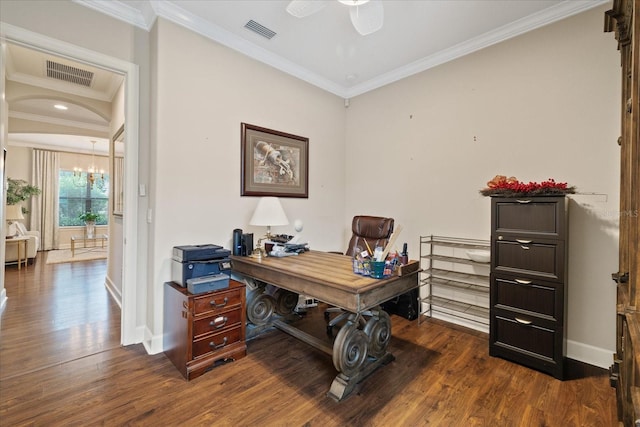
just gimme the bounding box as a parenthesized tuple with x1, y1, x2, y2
(171, 244, 232, 287)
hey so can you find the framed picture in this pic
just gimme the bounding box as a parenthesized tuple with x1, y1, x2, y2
(241, 123, 309, 198)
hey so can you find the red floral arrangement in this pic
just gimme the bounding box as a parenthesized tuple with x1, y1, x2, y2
(480, 175, 576, 197)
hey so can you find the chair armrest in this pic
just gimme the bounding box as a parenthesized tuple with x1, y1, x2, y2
(26, 230, 40, 239)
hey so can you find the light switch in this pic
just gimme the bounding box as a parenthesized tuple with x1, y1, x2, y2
(139, 184, 146, 196)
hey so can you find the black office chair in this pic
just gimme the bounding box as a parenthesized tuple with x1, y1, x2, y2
(325, 215, 394, 335)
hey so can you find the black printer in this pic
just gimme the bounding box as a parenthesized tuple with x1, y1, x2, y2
(171, 244, 231, 286)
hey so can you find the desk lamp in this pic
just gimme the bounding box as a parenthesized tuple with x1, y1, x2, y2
(5, 205, 25, 237)
(249, 197, 289, 258)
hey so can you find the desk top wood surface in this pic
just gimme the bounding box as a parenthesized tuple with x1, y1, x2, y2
(231, 250, 418, 312)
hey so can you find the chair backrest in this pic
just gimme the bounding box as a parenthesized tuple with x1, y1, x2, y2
(346, 215, 394, 256)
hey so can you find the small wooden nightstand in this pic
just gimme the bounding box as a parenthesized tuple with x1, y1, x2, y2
(163, 279, 246, 380)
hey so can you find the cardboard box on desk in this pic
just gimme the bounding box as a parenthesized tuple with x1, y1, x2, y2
(396, 260, 420, 276)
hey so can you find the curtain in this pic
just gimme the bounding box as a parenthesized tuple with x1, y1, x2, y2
(31, 149, 60, 250)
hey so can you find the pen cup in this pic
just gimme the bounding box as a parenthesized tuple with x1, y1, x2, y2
(369, 260, 386, 279)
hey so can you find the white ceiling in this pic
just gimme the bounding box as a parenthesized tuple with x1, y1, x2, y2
(76, 0, 608, 98)
(6, 42, 123, 154)
(7, 0, 608, 153)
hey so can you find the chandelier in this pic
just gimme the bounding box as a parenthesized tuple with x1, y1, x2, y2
(74, 140, 104, 188)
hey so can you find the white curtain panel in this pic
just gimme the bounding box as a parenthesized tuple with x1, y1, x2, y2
(31, 149, 60, 250)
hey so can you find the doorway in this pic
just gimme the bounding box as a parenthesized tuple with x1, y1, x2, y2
(1, 24, 140, 345)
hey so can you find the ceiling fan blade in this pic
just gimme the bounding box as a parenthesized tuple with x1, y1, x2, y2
(349, 0, 383, 35)
(286, 0, 328, 18)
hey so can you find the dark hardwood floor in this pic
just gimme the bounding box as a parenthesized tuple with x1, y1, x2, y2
(0, 254, 617, 426)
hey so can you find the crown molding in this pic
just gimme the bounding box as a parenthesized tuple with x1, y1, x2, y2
(72, 0, 153, 30)
(150, 0, 347, 97)
(344, 0, 610, 98)
(71, 0, 610, 99)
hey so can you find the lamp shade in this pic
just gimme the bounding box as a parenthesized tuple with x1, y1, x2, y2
(249, 197, 289, 227)
(5, 205, 25, 221)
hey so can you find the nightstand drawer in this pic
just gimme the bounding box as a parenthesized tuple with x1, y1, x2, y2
(192, 325, 243, 359)
(493, 239, 564, 281)
(192, 307, 243, 339)
(492, 275, 560, 320)
(193, 286, 243, 315)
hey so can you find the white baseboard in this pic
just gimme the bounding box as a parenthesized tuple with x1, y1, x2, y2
(421, 314, 614, 369)
(142, 326, 164, 355)
(567, 339, 614, 369)
(429, 312, 490, 334)
(104, 276, 122, 308)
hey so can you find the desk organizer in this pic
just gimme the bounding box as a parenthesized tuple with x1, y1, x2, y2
(353, 258, 402, 279)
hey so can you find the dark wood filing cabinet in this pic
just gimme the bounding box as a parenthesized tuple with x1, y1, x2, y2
(164, 280, 246, 380)
(489, 196, 568, 379)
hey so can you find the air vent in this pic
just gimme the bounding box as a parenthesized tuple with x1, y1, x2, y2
(244, 20, 276, 40)
(46, 60, 94, 87)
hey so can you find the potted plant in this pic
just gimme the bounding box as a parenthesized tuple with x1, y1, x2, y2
(6, 178, 41, 213)
(79, 211, 101, 237)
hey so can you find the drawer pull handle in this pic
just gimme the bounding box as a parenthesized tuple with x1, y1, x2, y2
(210, 297, 228, 308)
(210, 316, 228, 329)
(209, 337, 228, 350)
(515, 317, 532, 325)
(516, 239, 532, 244)
(515, 279, 532, 285)
(516, 199, 531, 204)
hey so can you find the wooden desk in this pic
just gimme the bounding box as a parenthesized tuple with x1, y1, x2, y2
(5, 236, 29, 270)
(231, 250, 419, 401)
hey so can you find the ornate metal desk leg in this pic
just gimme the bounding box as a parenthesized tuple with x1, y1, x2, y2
(327, 309, 395, 401)
(245, 284, 276, 339)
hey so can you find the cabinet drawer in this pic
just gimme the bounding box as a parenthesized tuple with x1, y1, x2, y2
(493, 239, 564, 281)
(492, 276, 560, 320)
(192, 307, 243, 339)
(192, 325, 243, 359)
(193, 287, 243, 315)
(492, 315, 556, 360)
(492, 197, 565, 238)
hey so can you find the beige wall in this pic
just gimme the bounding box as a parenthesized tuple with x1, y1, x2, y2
(345, 5, 619, 367)
(149, 18, 347, 341)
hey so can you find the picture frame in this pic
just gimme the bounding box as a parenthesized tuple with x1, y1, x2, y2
(111, 124, 125, 216)
(241, 123, 309, 198)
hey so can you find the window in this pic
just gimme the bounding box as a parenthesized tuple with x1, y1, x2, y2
(59, 170, 109, 226)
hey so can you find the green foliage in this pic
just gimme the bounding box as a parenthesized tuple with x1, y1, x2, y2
(79, 211, 101, 222)
(59, 170, 108, 226)
(6, 178, 41, 205)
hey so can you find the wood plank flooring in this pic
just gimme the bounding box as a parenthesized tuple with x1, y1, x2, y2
(0, 254, 618, 426)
